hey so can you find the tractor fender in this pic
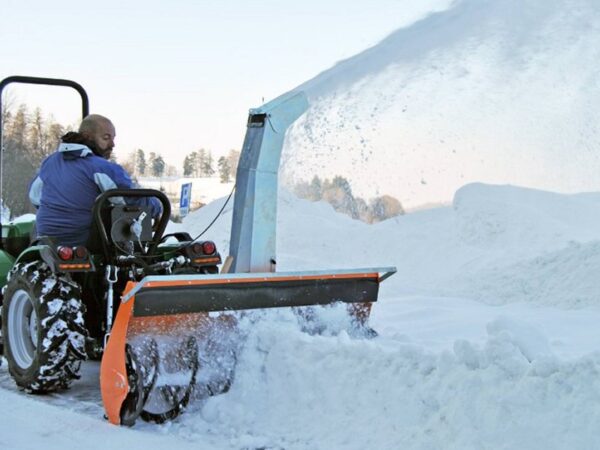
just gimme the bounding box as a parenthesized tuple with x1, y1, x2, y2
(10, 232, 96, 274)
(0, 249, 16, 288)
(13, 245, 56, 270)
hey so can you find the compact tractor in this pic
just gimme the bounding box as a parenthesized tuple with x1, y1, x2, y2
(0, 76, 395, 425)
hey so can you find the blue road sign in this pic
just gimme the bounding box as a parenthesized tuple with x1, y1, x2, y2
(180, 182, 192, 218)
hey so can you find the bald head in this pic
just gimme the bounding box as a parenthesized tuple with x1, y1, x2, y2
(79, 114, 116, 159)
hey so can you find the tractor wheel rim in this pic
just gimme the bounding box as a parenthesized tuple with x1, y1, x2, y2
(8, 289, 37, 369)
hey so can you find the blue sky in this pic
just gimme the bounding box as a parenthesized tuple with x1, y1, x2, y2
(1, 0, 448, 167)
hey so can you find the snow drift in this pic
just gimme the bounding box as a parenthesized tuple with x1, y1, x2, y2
(180, 182, 600, 308)
(167, 182, 600, 449)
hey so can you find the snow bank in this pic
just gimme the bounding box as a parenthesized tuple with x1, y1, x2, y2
(169, 316, 600, 450)
(453, 183, 600, 252)
(178, 182, 600, 307)
(162, 181, 600, 448)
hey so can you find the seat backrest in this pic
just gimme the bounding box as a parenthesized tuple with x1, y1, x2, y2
(86, 206, 113, 254)
(87, 204, 153, 256)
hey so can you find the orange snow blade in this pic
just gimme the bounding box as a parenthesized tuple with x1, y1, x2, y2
(100, 267, 396, 425)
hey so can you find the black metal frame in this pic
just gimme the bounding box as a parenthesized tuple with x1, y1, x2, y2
(0, 76, 90, 248)
(0, 75, 89, 153)
(92, 189, 172, 261)
(134, 277, 380, 316)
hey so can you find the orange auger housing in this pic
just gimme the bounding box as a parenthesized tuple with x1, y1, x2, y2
(100, 268, 395, 425)
(101, 281, 135, 426)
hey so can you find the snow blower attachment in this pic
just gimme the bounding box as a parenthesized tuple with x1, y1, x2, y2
(101, 90, 396, 425)
(101, 267, 394, 425)
(0, 76, 396, 427)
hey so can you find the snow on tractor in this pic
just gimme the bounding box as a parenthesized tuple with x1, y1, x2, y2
(0, 76, 396, 426)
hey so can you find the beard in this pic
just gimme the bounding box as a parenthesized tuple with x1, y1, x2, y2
(85, 139, 111, 159)
(61, 132, 111, 159)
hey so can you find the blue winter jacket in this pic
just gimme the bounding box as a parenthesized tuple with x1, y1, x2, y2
(29, 143, 162, 246)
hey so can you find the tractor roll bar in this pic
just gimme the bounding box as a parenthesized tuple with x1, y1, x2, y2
(0, 75, 90, 152)
(0, 76, 90, 231)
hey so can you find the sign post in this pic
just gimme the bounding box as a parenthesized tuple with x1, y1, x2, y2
(179, 182, 192, 218)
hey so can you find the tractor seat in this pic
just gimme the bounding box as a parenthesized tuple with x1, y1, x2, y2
(86, 204, 154, 255)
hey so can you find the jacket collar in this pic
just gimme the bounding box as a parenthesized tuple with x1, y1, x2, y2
(58, 143, 94, 158)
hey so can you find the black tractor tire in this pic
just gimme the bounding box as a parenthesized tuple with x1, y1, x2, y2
(1, 261, 88, 393)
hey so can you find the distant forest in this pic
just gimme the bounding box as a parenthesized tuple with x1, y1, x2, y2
(0, 104, 241, 218)
(1, 104, 402, 223)
(121, 148, 241, 184)
(1, 104, 67, 217)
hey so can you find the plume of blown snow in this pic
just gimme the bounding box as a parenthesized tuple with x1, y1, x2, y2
(281, 0, 600, 208)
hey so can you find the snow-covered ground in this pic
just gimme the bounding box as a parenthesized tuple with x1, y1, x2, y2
(3, 183, 600, 449)
(137, 177, 235, 214)
(3, 0, 600, 448)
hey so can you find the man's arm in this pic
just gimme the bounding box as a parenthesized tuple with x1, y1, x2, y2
(28, 175, 43, 208)
(98, 162, 163, 218)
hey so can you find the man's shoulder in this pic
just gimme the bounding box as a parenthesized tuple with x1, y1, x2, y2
(89, 156, 127, 173)
(95, 159, 133, 186)
(107, 161, 131, 178)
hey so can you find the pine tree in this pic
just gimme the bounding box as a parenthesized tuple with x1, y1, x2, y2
(151, 155, 165, 177)
(135, 149, 146, 176)
(147, 152, 157, 176)
(202, 150, 215, 177)
(196, 149, 207, 176)
(183, 151, 198, 176)
(183, 154, 193, 176)
(1, 104, 72, 217)
(308, 175, 323, 201)
(332, 176, 358, 218)
(218, 156, 231, 183)
(46, 122, 65, 153)
(228, 149, 240, 177)
(8, 104, 28, 148)
(27, 108, 46, 163)
(2, 104, 36, 216)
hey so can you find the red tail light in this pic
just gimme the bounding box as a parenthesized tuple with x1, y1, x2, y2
(74, 246, 88, 259)
(202, 241, 216, 255)
(57, 246, 74, 260)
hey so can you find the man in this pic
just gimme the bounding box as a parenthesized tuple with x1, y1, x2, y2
(29, 114, 162, 246)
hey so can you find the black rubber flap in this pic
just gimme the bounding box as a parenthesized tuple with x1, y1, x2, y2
(133, 277, 379, 317)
